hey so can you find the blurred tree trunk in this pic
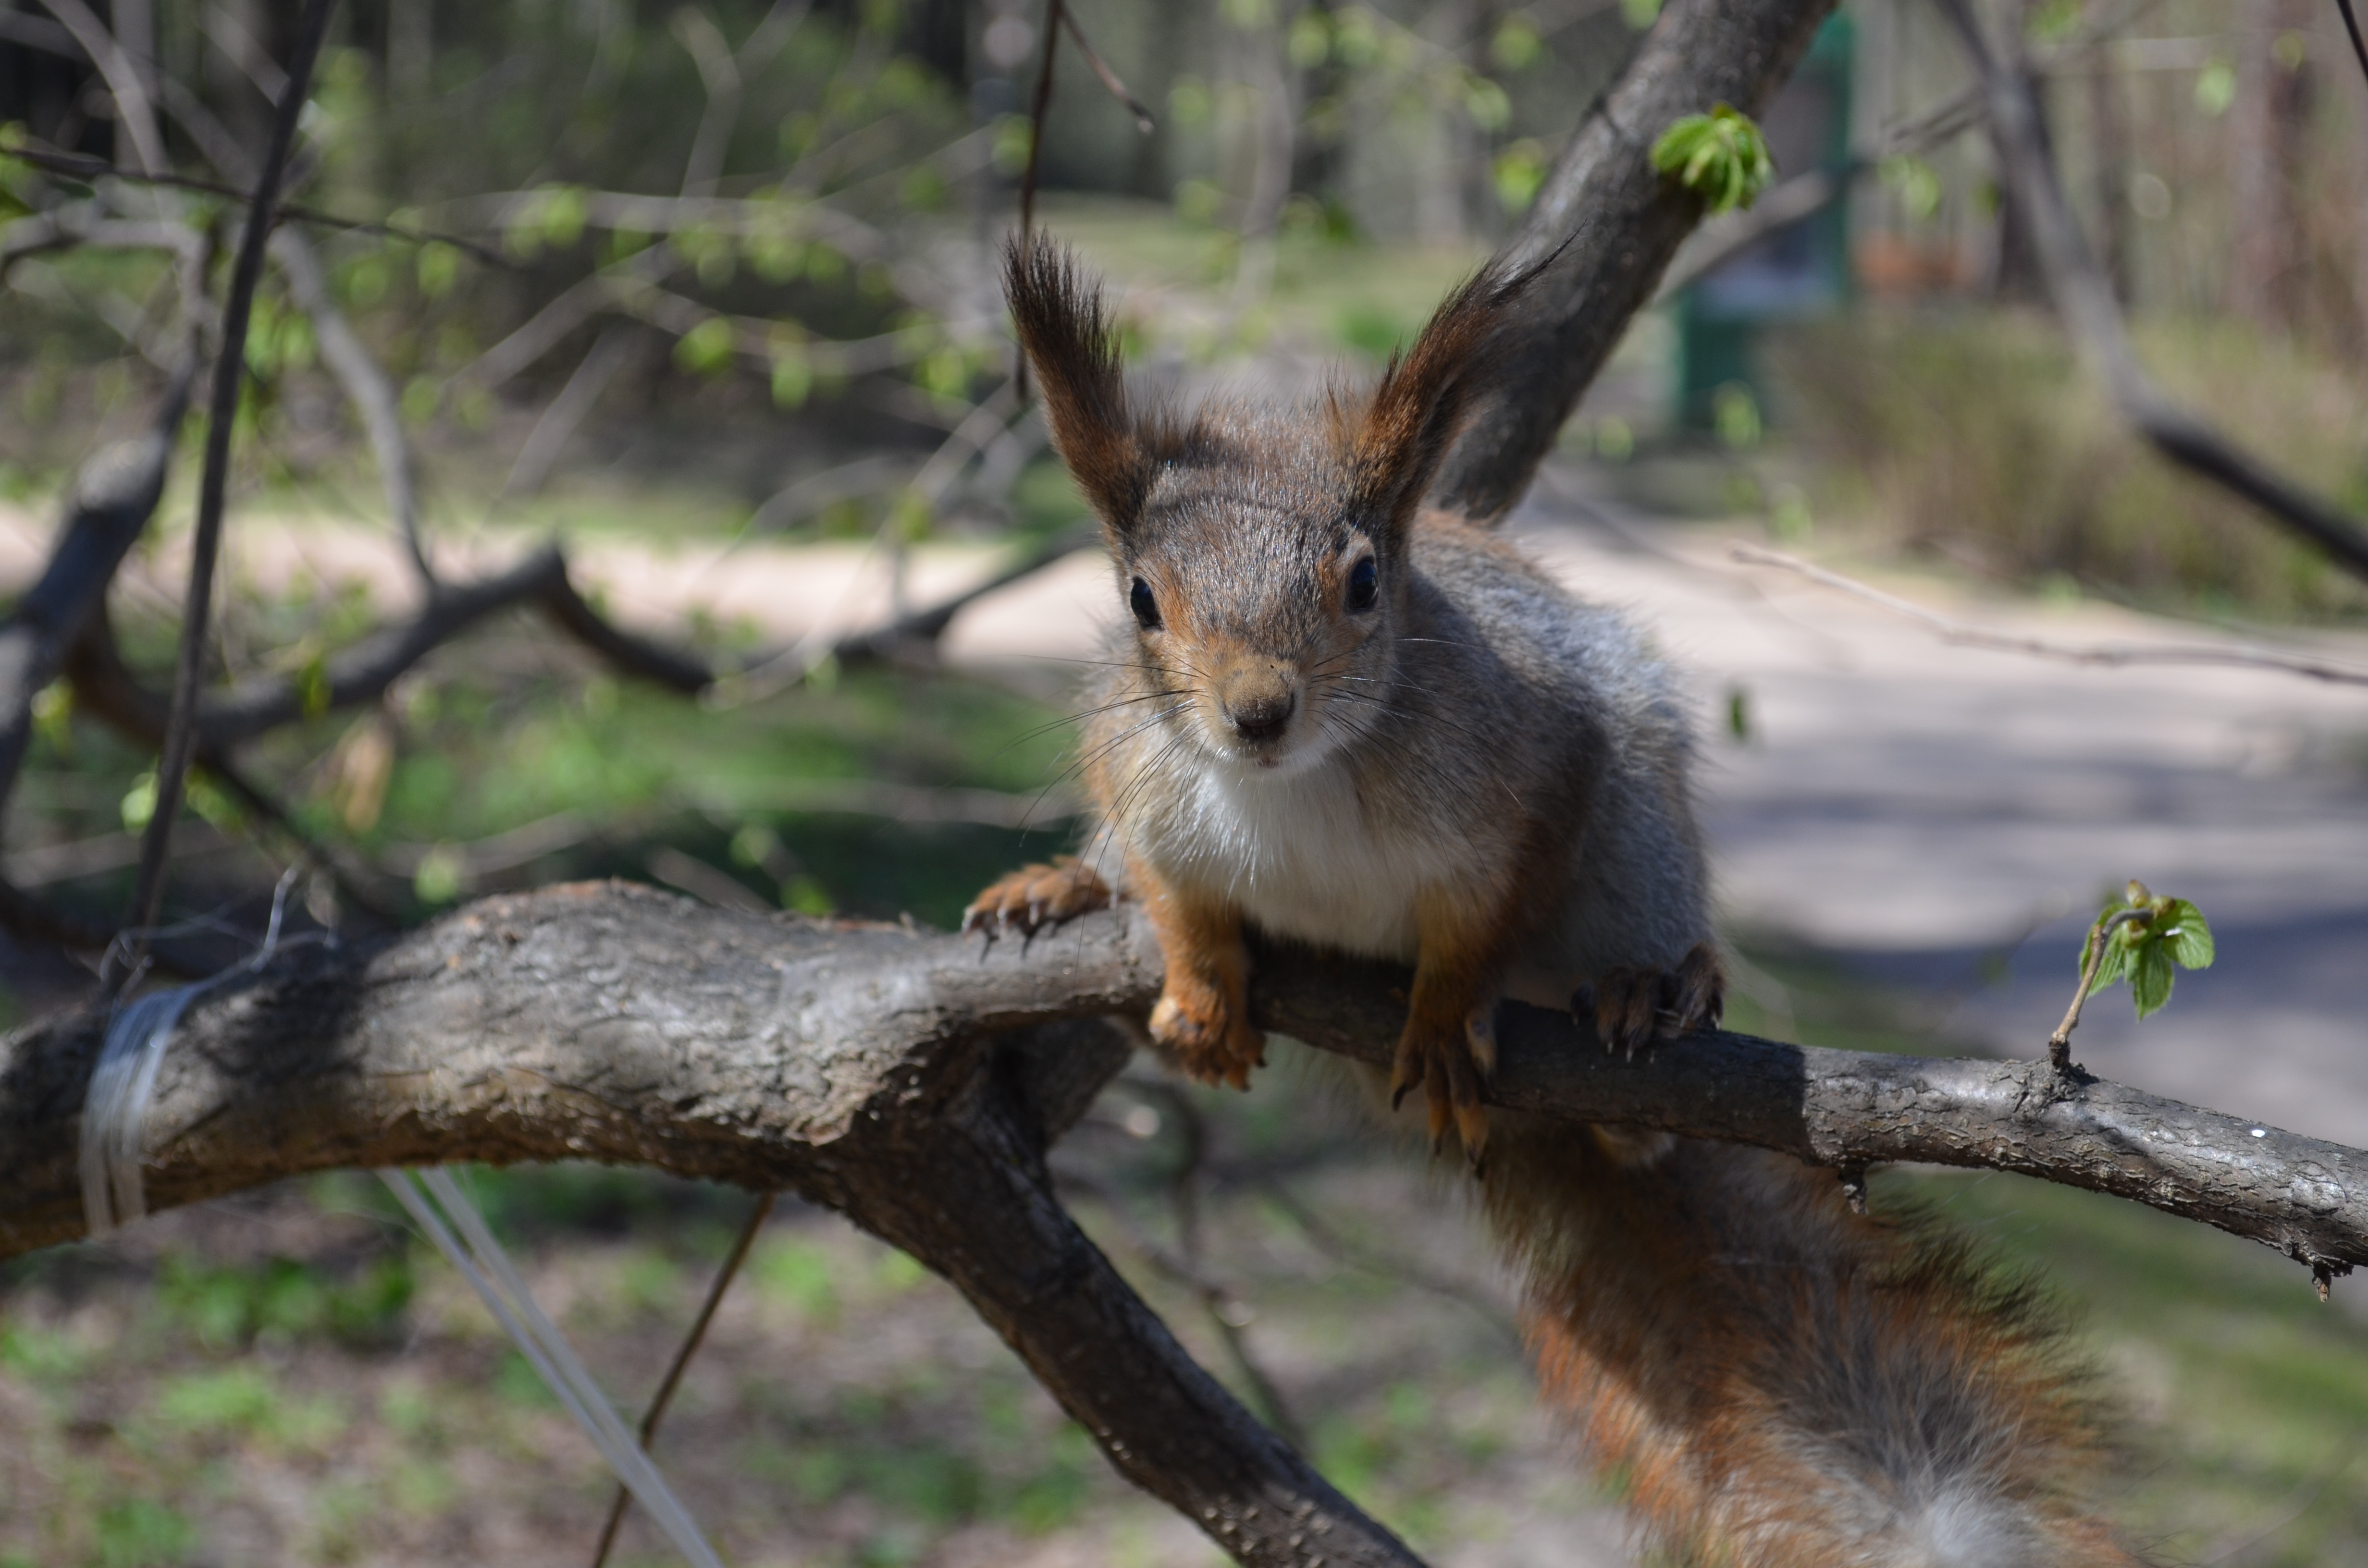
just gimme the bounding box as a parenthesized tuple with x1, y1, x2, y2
(2084, 42, 2131, 302)
(2228, 0, 2314, 329)
(1991, 1, 2049, 301)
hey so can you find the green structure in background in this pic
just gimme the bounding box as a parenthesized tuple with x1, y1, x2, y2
(1677, 13, 1855, 431)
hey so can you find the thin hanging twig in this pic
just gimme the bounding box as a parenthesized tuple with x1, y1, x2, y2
(3, 143, 511, 265)
(2336, 0, 2368, 93)
(1057, 7, 1156, 135)
(587, 1190, 776, 1568)
(116, 0, 340, 982)
(1012, 0, 1065, 400)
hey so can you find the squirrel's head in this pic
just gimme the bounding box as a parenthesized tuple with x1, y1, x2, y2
(1006, 238, 1533, 773)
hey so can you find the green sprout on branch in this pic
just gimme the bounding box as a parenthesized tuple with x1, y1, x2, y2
(2047, 880, 2215, 1071)
(1649, 103, 1775, 214)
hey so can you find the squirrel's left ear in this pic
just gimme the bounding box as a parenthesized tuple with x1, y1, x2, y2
(1004, 238, 1156, 539)
(1345, 253, 1541, 541)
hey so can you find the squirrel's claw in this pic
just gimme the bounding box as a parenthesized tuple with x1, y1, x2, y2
(962, 857, 1112, 939)
(1576, 943, 1726, 1056)
(1392, 1010, 1493, 1169)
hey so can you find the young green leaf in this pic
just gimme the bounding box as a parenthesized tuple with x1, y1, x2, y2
(2129, 943, 2175, 1018)
(2160, 899, 2215, 969)
(1649, 103, 1775, 215)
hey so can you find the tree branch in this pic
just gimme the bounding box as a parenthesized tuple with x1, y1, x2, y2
(269, 229, 436, 590)
(1936, 0, 2368, 585)
(123, 0, 338, 954)
(64, 546, 717, 754)
(1430, 0, 1838, 522)
(6, 891, 2362, 1296)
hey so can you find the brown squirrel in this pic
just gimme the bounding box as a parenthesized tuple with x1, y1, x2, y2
(968, 239, 2135, 1567)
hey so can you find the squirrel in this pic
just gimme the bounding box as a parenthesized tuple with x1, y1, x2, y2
(966, 238, 2136, 1568)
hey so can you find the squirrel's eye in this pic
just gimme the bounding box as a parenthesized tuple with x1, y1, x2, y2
(1346, 556, 1379, 612)
(1129, 576, 1161, 630)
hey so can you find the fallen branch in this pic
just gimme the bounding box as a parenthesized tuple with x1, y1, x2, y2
(1937, 0, 2368, 586)
(1732, 544, 2368, 686)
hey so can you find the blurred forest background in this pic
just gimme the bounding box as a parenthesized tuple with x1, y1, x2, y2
(6, 0, 2368, 1564)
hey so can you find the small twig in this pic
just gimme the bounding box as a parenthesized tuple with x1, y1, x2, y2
(2047, 908, 2146, 1072)
(199, 752, 401, 924)
(119, 0, 339, 983)
(33, 0, 166, 176)
(1053, 1162, 1309, 1453)
(1253, 1177, 1523, 1352)
(2337, 0, 2368, 95)
(1731, 545, 2368, 687)
(3, 143, 512, 266)
(503, 325, 636, 501)
(588, 1190, 775, 1568)
(1013, 0, 1064, 399)
(1056, 7, 1156, 135)
(270, 229, 436, 592)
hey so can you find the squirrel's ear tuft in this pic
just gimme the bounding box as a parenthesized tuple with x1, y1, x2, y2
(1004, 238, 1152, 536)
(1347, 252, 1543, 538)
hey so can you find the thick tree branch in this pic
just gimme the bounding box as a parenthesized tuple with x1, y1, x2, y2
(6, 890, 2362, 1293)
(1937, 0, 2368, 584)
(1430, 0, 1837, 521)
(0, 884, 1418, 1567)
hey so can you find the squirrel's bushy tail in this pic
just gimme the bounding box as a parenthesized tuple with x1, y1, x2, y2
(1480, 1120, 2139, 1568)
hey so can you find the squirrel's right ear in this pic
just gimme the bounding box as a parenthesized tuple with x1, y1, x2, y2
(1004, 239, 1152, 536)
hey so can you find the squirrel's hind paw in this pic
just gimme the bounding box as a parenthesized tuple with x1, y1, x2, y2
(962, 857, 1111, 937)
(1389, 1009, 1494, 1167)
(1149, 986, 1266, 1090)
(1574, 942, 1724, 1057)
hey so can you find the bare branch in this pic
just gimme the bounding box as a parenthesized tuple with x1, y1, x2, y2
(4, 143, 513, 264)
(1936, 0, 2368, 585)
(122, 0, 339, 959)
(65, 547, 717, 754)
(0, 364, 196, 816)
(589, 1189, 776, 1568)
(34, 0, 167, 175)
(1056, 7, 1157, 135)
(503, 325, 636, 501)
(270, 228, 436, 590)
(1732, 545, 2368, 686)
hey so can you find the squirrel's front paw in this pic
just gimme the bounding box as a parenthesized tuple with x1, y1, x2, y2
(1574, 941, 1724, 1058)
(1390, 1007, 1496, 1164)
(1149, 980, 1265, 1090)
(962, 856, 1111, 936)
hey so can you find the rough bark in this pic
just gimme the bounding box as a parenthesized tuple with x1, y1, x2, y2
(0, 883, 1421, 1568)
(1428, 0, 1838, 522)
(9, 888, 2363, 1292)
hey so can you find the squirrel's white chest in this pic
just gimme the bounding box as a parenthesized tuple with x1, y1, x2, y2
(1134, 759, 1451, 963)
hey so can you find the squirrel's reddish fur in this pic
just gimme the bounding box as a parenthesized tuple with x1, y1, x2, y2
(967, 239, 2140, 1567)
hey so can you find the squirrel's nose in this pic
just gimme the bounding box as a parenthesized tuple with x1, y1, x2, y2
(1225, 688, 1296, 742)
